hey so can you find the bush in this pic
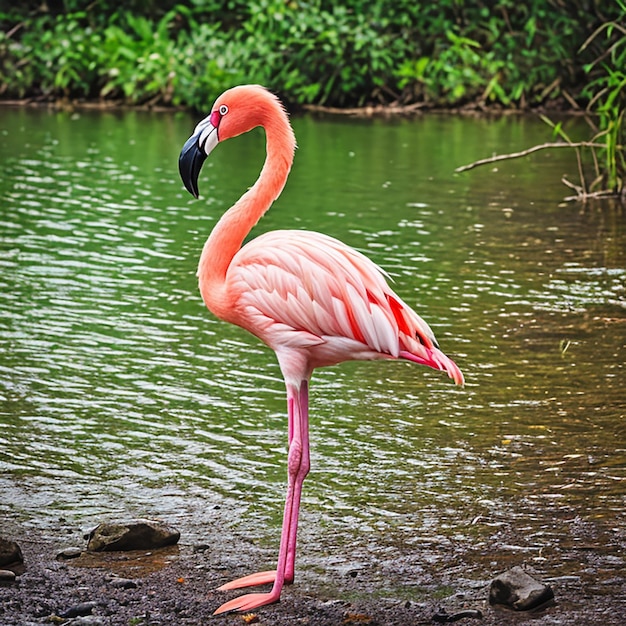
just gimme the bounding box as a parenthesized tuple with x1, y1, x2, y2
(0, 0, 624, 110)
(579, 15, 626, 194)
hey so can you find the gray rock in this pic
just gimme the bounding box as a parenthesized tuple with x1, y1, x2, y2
(489, 566, 555, 611)
(86, 519, 180, 552)
(65, 617, 105, 626)
(432, 607, 483, 623)
(192, 543, 211, 553)
(0, 538, 23, 567)
(56, 547, 83, 560)
(59, 601, 98, 618)
(109, 577, 138, 589)
(0, 569, 17, 582)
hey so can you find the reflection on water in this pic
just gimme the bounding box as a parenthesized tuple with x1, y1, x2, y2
(0, 108, 624, 571)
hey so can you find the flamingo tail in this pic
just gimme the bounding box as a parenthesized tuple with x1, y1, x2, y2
(399, 349, 464, 386)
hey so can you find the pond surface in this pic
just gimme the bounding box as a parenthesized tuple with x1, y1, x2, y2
(0, 106, 624, 585)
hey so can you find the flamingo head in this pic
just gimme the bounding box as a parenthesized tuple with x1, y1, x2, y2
(179, 85, 290, 198)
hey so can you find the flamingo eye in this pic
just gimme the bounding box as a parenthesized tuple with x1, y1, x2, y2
(219, 104, 229, 116)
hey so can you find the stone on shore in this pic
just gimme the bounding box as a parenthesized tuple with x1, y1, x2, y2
(85, 520, 180, 552)
(56, 547, 83, 560)
(0, 537, 23, 568)
(59, 601, 98, 618)
(0, 569, 17, 582)
(489, 566, 555, 611)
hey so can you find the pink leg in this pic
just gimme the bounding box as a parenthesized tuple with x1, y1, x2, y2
(213, 380, 310, 614)
(285, 381, 309, 582)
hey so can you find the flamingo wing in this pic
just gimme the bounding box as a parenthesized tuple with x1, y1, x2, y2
(225, 230, 463, 384)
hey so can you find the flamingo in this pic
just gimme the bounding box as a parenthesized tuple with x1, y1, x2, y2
(178, 84, 464, 615)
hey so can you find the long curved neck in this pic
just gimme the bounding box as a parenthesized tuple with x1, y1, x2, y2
(198, 115, 295, 306)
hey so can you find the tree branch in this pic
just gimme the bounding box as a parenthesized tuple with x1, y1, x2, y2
(455, 141, 607, 173)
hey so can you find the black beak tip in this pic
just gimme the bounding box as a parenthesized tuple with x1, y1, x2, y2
(179, 136, 207, 199)
(182, 179, 200, 199)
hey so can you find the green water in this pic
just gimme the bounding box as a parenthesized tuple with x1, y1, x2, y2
(0, 107, 624, 574)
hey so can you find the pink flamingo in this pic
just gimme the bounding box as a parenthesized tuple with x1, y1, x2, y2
(178, 85, 464, 615)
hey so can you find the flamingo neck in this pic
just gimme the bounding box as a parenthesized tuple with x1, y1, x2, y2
(197, 117, 295, 314)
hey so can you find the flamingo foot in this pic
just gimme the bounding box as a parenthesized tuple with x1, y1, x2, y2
(213, 591, 281, 615)
(217, 570, 277, 591)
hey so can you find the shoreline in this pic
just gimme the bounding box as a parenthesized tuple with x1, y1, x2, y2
(0, 96, 591, 118)
(1, 519, 624, 625)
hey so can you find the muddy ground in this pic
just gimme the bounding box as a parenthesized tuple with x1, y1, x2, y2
(1, 518, 625, 626)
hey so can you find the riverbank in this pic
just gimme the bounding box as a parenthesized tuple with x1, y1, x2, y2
(2, 1, 623, 113)
(1, 516, 625, 626)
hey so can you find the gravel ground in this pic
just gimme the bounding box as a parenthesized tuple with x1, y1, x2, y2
(1, 519, 625, 626)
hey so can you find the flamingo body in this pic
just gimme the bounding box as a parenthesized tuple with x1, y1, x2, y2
(178, 85, 464, 614)
(211, 228, 462, 381)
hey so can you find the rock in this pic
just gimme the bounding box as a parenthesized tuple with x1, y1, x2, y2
(109, 577, 138, 589)
(432, 607, 483, 623)
(64, 617, 105, 626)
(86, 520, 180, 552)
(59, 601, 98, 618)
(489, 566, 555, 611)
(192, 543, 211, 553)
(0, 537, 23, 567)
(0, 569, 17, 582)
(56, 547, 83, 560)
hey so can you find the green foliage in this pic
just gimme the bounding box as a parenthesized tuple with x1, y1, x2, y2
(397, 30, 512, 106)
(0, 0, 625, 114)
(533, 3, 626, 199)
(579, 11, 626, 194)
(100, 9, 186, 104)
(0, 11, 102, 98)
(175, 21, 252, 109)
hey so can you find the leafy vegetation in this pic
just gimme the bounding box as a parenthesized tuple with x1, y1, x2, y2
(579, 14, 626, 196)
(0, 0, 623, 111)
(456, 2, 625, 200)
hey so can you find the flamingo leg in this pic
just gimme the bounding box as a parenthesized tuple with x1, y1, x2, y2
(285, 380, 309, 582)
(213, 380, 310, 614)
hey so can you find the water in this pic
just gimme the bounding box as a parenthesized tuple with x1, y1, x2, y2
(0, 107, 624, 578)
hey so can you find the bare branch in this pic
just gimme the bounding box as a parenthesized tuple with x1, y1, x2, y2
(455, 141, 606, 173)
(561, 176, 583, 193)
(563, 189, 621, 202)
(561, 176, 622, 202)
(574, 147, 587, 195)
(579, 21, 626, 54)
(5, 22, 24, 39)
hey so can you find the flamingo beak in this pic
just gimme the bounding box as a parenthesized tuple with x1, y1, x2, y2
(178, 120, 219, 198)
